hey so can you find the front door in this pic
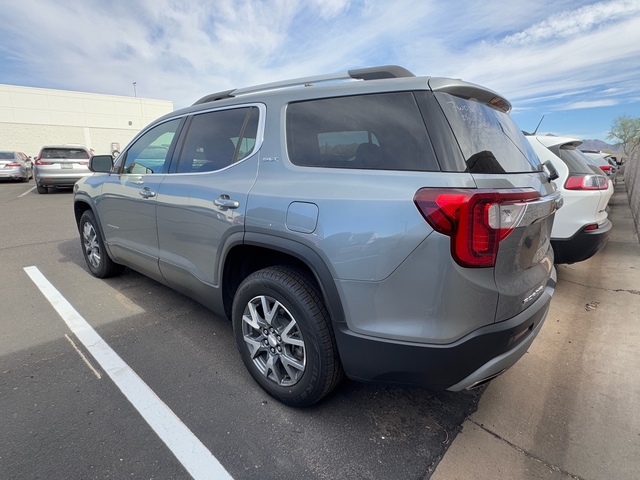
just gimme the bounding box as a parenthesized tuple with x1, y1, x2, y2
(96, 118, 183, 281)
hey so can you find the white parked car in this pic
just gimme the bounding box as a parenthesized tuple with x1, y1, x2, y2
(581, 150, 618, 184)
(527, 135, 613, 264)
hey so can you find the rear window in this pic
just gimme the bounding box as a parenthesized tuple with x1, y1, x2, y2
(0, 152, 15, 159)
(435, 93, 540, 173)
(558, 146, 597, 175)
(286, 92, 439, 171)
(41, 148, 89, 160)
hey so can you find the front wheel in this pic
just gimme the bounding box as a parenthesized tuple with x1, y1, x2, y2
(79, 210, 125, 278)
(232, 266, 343, 407)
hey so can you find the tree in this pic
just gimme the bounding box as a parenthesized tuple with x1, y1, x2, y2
(608, 114, 640, 156)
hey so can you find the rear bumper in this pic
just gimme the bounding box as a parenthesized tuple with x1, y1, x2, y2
(35, 174, 91, 187)
(334, 271, 555, 390)
(0, 169, 25, 179)
(551, 219, 612, 264)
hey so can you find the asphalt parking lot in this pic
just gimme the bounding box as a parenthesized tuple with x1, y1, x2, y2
(2, 178, 639, 480)
(0, 180, 483, 479)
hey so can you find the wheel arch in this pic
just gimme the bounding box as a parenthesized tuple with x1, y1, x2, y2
(220, 232, 346, 327)
(73, 197, 118, 263)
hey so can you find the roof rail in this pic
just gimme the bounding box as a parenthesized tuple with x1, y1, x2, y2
(192, 65, 415, 105)
(192, 89, 236, 106)
(348, 65, 415, 80)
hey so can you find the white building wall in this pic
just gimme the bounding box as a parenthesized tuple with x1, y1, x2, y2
(0, 84, 173, 156)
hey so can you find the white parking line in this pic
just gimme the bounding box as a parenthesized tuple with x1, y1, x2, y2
(24, 266, 233, 480)
(19, 185, 36, 197)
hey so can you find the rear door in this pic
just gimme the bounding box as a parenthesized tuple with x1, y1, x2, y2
(155, 105, 262, 308)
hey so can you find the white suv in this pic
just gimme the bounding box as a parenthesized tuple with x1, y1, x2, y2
(527, 135, 612, 264)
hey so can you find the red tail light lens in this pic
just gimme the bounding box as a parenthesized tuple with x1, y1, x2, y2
(35, 159, 54, 165)
(6, 162, 21, 167)
(565, 175, 608, 190)
(414, 188, 541, 268)
(599, 165, 612, 174)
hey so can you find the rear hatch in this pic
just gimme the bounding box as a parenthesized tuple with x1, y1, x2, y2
(426, 79, 559, 322)
(37, 147, 89, 169)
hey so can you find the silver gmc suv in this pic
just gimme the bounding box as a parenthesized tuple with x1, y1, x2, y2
(73, 66, 560, 406)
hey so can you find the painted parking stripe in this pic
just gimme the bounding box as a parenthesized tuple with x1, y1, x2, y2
(19, 186, 36, 197)
(24, 266, 233, 480)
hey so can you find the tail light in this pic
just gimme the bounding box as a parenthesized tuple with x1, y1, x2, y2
(565, 175, 608, 190)
(35, 159, 54, 165)
(599, 165, 612, 174)
(6, 162, 21, 167)
(414, 188, 542, 268)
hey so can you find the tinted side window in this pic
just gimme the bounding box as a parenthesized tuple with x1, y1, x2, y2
(175, 107, 258, 173)
(286, 93, 438, 171)
(120, 118, 182, 174)
(435, 92, 540, 173)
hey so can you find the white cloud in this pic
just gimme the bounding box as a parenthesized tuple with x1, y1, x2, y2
(561, 99, 620, 109)
(0, 0, 638, 140)
(502, 0, 640, 45)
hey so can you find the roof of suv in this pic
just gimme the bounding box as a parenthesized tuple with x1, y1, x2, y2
(184, 65, 512, 115)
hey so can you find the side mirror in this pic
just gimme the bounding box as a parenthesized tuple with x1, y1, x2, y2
(89, 155, 114, 173)
(543, 160, 559, 181)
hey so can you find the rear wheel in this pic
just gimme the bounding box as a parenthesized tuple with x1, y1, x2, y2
(36, 183, 48, 194)
(79, 210, 125, 278)
(232, 266, 343, 407)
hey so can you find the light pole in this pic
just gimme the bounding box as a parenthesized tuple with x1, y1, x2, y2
(133, 82, 137, 97)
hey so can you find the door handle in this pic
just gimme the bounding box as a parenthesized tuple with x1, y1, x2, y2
(213, 194, 240, 210)
(138, 187, 157, 199)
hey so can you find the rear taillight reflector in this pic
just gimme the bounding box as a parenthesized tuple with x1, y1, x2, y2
(565, 175, 608, 190)
(414, 188, 541, 268)
(584, 224, 599, 231)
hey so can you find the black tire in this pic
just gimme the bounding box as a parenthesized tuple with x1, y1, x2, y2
(79, 210, 125, 278)
(36, 183, 48, 194)
(232, 266, 343, 407)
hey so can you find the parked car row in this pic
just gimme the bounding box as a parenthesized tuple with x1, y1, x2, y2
(526, 136, 613, 264)
(581, 150, 619, 184)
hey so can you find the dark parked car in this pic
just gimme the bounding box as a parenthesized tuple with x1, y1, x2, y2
(74, 66, 560, 406)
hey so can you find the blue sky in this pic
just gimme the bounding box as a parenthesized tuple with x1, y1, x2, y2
(1, 0, 639, 141)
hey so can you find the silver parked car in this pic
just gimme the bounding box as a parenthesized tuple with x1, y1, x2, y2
(34, 145, 92, 193)
(0, 151, 33, 182)
(73, 66, 560, 406)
